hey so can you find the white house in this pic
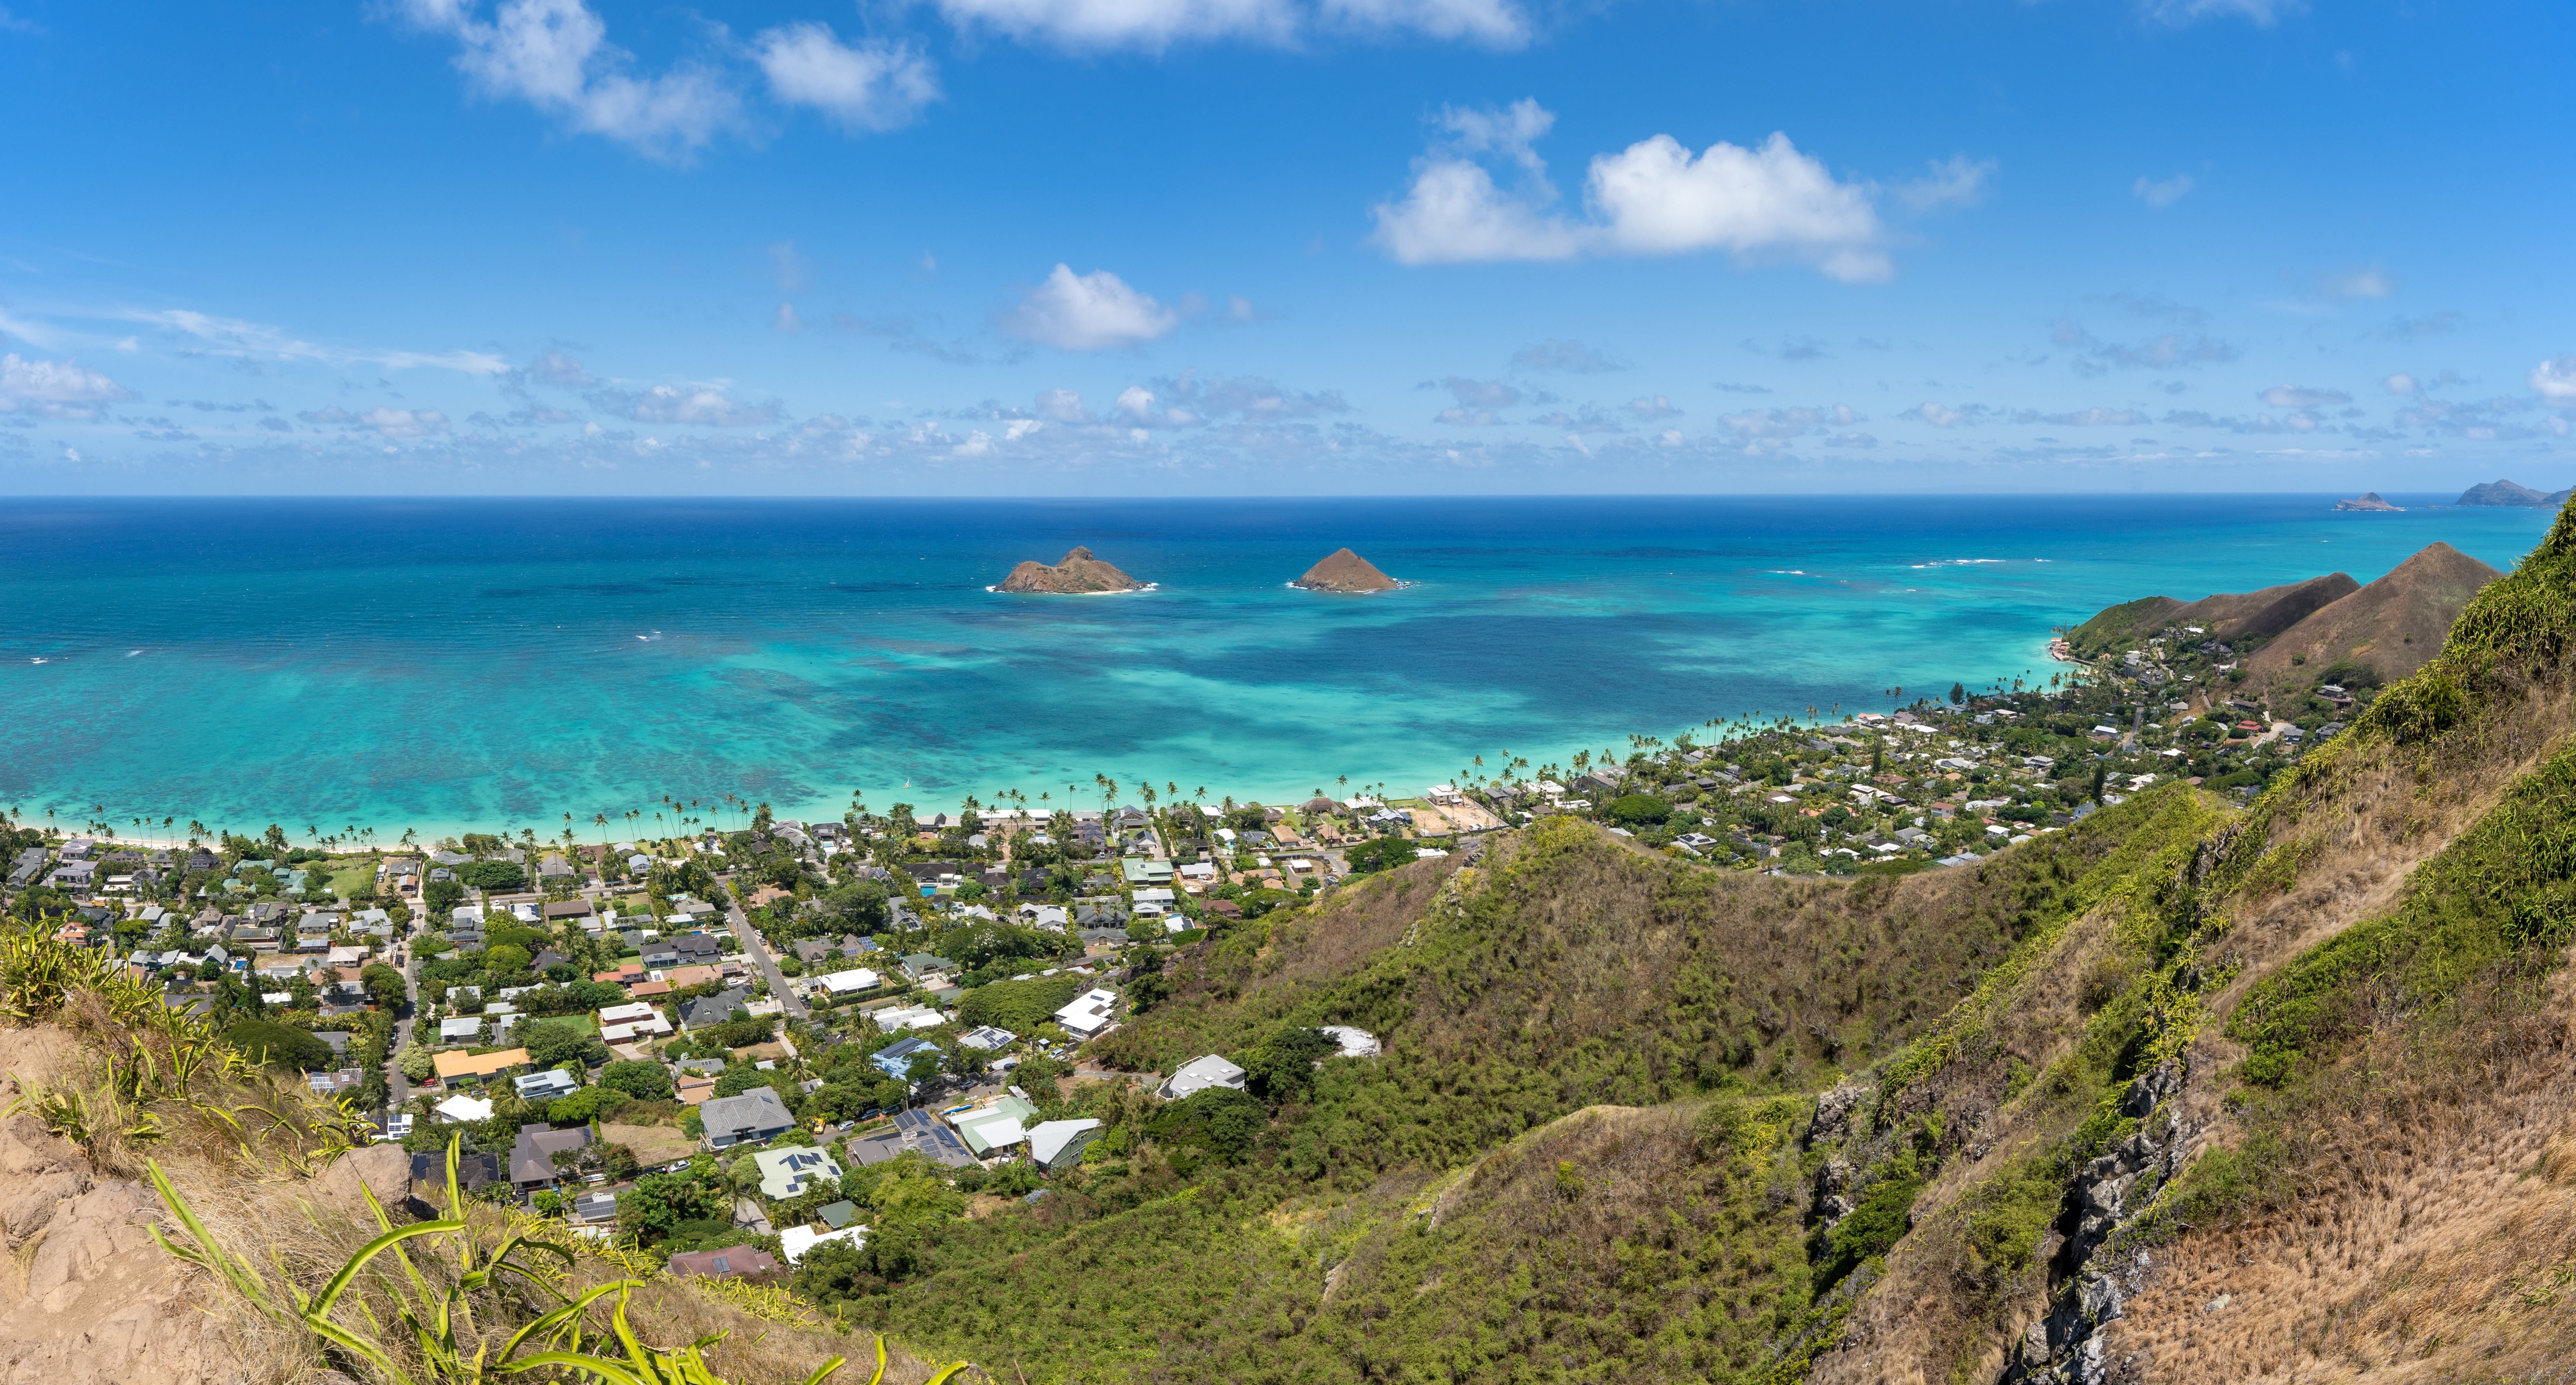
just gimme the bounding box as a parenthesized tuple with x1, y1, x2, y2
(1159, 1054, 1247, 1100)
(1027, 1118, 1101, 1172)
(1053, 988, 1119, 1039)
(780, 1224, 866, 1264)
(872, 1005, 945, 1032)
(819, 968, 881, 996)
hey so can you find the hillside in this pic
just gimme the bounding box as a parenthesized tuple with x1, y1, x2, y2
(2240, 540, 2500, 696)
(2068, 573, 2355, 659)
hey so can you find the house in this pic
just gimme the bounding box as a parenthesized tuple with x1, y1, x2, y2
(778, 1225, 865, 1264)
(410, 1148, 500, 1199)
(699, 1087, 795, 1148)
(1159, 1054, 1247, 1100)
(1119, 858, 1173, 886)
(872, 1005, 944, 1032)
(568, 1189, 620, 1225)
(662, 964, 724, 989)
(432, 1095, 496, 1124)
(957, 1025, 1015, 1052)
(537, 855, 574, 880)
(871, 1035, 939, 1080)
(1053, 988, 1119, 1039)
(438, 1017, 485, 1043)
(679, 988, 750, 1030)
(514, 1069, 580, 1102)
(542, 898, 594, 921)
(792, 939, 835, 965)
(596, 1000, 673, 1042)
(1027, 1118, 1102, 1172)
(508, 1122, 593, 1189)
(845, 1108, 979, 1169)
(818, 967, 882, 997)
(814, 1199, 860, 1230)
(949, 1094, 1037, 1156)
(752, 1146, 843, 1199)
(432, 1048, 531, 1085)
(666, 1246, 779, 1280)
(895, 953, 958, 983)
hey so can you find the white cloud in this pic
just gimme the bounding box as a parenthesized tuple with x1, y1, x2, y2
(121, 307, 505, 374)
(356, 407, 451, 436)
(1114, 386, 1158, 421)
(1626, 395, 1680, 420)
(1370, 103, 1934, 282)
(1913, 401, 1992, 428)
(2529, 357, 2576, 403)
(0, 352, 134, 419)
(1892, 155, 1997, 213)
(2132, 173, 2194, 209)
(928, 0, 1522, 50)
(591, 382, 780, 426)
(1513, 339, 1618, 373)
(1318, 0, 1524, 44)
(2382, 372, 2417, 395)
(773, 301, 804, 333)
(2316, 266, 2393, 301)
(2259, 384, 2351, 408)
(1036, 387, 1091, 422)
(2022, 406, 2146, 426)
(1000, 265, 1180, 351)
(753, 23, 939, 133)
(2139, 0, 2302, 26)
(396, 0, 740, 161)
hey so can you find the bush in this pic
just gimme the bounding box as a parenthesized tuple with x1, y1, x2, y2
(956, 974, 1083, 1033)
(226, 1019, 334, 1071)
(599, 1059, 674, 1101)
(1603, 794, 1672, 826)
(1340, 836, 1420, 875)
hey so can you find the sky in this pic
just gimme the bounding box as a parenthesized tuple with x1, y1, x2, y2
(1, 0, 2570, 496)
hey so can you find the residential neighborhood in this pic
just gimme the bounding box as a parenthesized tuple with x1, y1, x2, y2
(0, 656, 2298, 1288)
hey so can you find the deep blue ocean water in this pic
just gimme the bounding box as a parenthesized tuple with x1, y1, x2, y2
(0, 495, 2554, 840)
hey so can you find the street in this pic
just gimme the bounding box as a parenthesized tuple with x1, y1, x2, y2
(724, 897, 808, 1021)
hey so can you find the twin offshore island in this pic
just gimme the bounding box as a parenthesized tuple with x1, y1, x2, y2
(987, 545, 1408, 595)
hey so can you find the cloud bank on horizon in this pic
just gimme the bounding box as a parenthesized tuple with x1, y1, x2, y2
(0, 0, 2569, 494)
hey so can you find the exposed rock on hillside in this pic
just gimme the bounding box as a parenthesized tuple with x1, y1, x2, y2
(1291, 548, 1401, 592)
(995, 546, 1144, 594)
(2242, 540, 2500, 691)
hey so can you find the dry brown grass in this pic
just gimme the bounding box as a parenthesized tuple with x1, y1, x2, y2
(1807, 649, 2576, 1383)
(2103, 952, 2576, 1382)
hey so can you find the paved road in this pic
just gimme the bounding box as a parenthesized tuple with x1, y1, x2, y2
(724, 900, 808, 1020)
(388, 943, 421, 1111)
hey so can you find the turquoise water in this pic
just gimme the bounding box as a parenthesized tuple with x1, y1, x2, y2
(0, 496, 2553, 840)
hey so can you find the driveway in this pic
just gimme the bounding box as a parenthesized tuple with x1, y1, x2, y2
(724, 900, 808, 1021)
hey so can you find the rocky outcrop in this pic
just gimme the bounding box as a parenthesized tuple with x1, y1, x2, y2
(1291, 548, 1401, 592)
(2002, 1061, 2193, 1385)
(0, 1113, 237, 1385)
(995, 546, 1145, 594)
(2331, 491, 2402, 511)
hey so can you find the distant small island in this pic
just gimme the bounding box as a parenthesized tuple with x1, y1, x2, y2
(1291, 548, 1404, 593)
(2334, 491, 2404, 512)
(993, 546, 1148, 594)
(2455, 479, 2574, 508)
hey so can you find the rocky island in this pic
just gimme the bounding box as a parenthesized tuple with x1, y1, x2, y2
(2455, 478, 2573, 508)
(994, 546, 1147, 594)
(2334, 491, 2404, 511)
(1290, 547, 1403, 592)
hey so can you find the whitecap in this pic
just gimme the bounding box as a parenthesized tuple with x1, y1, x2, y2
(127, 649, 142, 657)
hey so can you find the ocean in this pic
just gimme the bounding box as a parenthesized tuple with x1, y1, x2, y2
(0, 495, 2553, 842)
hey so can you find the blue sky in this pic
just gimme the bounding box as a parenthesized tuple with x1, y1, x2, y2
(1, 0, 2569, 494)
